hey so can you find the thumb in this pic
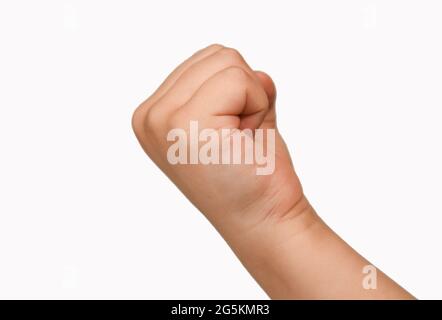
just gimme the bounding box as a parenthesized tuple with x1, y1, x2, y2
(254, 71, 276, 103)
(254, 71, 277, 128)
(182, 66, 270, 130)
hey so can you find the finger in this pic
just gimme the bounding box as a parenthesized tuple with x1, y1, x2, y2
(156, 47, 259, 111)
(181, 66, 270, 130)
(132, 44, 224, 134)
(140, 44, 224, 110)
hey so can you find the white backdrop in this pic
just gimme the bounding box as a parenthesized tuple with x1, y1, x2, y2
(0, 0, 441, 299)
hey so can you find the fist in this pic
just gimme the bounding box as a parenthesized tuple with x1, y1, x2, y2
(132, 44, 304, 236)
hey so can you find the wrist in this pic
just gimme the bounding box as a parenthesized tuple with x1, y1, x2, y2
(219, 194, 330, 296)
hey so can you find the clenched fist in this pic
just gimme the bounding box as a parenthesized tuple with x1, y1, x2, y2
(132, 44, 308, 239)
(132, 45, 413, 299)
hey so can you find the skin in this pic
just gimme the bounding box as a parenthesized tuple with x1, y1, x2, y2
(132, 44, 414, 299)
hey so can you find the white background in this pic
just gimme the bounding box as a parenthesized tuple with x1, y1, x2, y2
(0, 0, 441, 299)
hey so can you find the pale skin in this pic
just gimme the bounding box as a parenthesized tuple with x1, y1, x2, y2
(132, 44, 414, 299)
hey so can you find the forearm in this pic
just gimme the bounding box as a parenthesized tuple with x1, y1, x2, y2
(217, 195, 415, 299)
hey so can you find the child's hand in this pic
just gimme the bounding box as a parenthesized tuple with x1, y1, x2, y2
(132, 44, 309, 240)
(132, 44, 413, 299)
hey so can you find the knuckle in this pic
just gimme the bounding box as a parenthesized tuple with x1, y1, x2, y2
(167, 108, 187, 129)
(205, 43, 224, 51)
(218, 47, 244, 65)
(223, 66, 249, 84)
(131, 104, 148, 136)
(143, 105, 164, 132)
